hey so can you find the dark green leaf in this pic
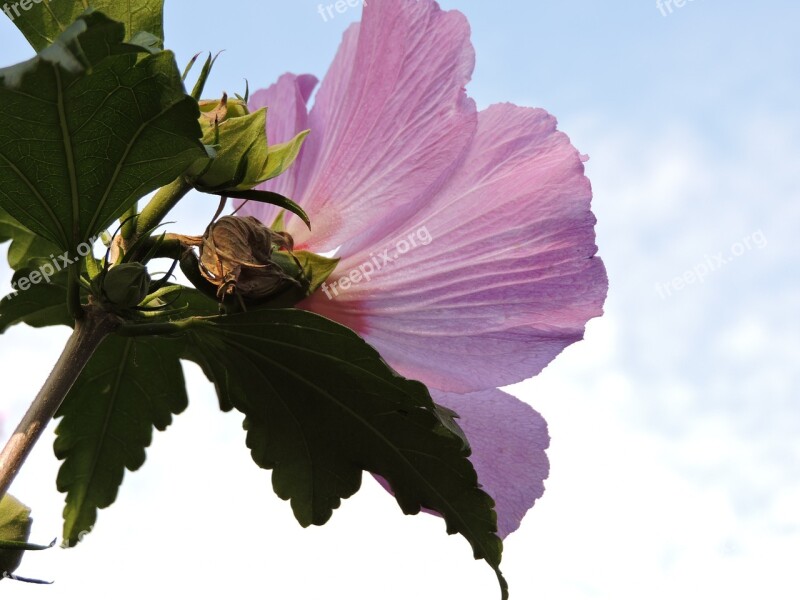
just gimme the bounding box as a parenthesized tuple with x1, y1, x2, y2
(5, 1, 166, 51)
(54, 335, 188, 547)
(0, 208, 70, 334)
(221, 189, 311, 229)
(183, 309, 508, 598)
(0, 12, 206, 252)
(0, 207, 60, 271)
(0, 266, 71, 333)
(433, 403, 470, 452)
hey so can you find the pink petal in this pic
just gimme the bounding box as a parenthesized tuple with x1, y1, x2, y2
(302, 103, 608, 392)
(282, 0, 478, 253)
(373, 388, 549, 539)
(434, 388, 549, 538)
(238, 73, 318, 225)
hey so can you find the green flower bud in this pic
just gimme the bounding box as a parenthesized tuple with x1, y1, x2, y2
(198, 94, 249, 128)
(0, 494, 32, 577)
(188, 105, 309, 194)
(100, 262, 151, 309)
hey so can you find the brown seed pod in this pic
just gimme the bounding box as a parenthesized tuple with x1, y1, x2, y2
(195, 215, 300, 302)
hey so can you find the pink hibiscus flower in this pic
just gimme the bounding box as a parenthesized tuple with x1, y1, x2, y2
(240, 0, 607, 538)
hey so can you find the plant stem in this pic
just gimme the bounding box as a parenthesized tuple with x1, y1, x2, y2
(138, 235, 185, 262)
(0, 308, 119, 501)
(117, 318, 197, 337)
(120, 202, 139, 241)
(66, 262, 83, 320)
(135, 178, 193, 241)
(178, 248, 220, 299)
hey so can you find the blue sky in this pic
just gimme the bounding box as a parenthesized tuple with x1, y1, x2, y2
(2, 1, 799, 599)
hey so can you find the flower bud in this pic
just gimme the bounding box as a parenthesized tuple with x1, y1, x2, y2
(100, 262, 151, 309)
(188, 103, 308, 193)
(0, 494, 32, 577)
(198, 93, 249, 128)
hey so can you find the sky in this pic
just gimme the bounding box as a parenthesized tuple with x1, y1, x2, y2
(1, 1, 799, 599)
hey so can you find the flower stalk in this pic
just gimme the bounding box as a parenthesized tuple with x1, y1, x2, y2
(134, 178, 193, 243)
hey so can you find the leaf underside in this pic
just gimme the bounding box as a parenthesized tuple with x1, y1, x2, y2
(5, 0, 166, 52)
(0, 211, 89, 333)
(0, 207, 60, 271)
(0, 266, 72, 333)
(54, 334, 188, 547)
(0, 11, 205, 252)
(183, 309, 508, 598)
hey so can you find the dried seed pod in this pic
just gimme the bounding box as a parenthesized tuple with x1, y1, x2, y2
(197, 216, 303, 302)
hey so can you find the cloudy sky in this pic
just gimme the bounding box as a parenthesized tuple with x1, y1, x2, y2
(1, 1, 798, 598)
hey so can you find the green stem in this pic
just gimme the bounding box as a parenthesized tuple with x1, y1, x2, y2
(66, 262, 83, 321)
(179, 249, 220, 300)
(138, 236, 185, 262)
(120, 202, 139, 244)
(0, 308, 119, 501)
(117, 318, 198, 337)
(84, 253, 102, 281)
(135, 178, 193, 241)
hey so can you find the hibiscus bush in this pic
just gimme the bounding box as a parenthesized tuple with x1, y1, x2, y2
(0, 1, 606, 597)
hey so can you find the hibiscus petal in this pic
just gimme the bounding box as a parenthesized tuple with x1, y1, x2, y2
(302, 103, 608, 392)
(373, 388, 549, 539)
(238, 73, 318, 225)
(283, 0, 478, 253)
(435, 388, 549, 538)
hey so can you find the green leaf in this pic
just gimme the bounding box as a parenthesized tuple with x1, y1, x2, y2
(192, 107, 309, 193)
(0, 266, 72, 333)
(0, 208, 70, 334)
(183, 309, 508, 598)
(127, 30, 163, 54)
(0, 207, 60, 271)
(221, 189, 310, 229)
(0, 494, 33, 576)
(5, 0, 166, 52)
(0, 12, 206, 252)
(54, 335, 188, 547)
